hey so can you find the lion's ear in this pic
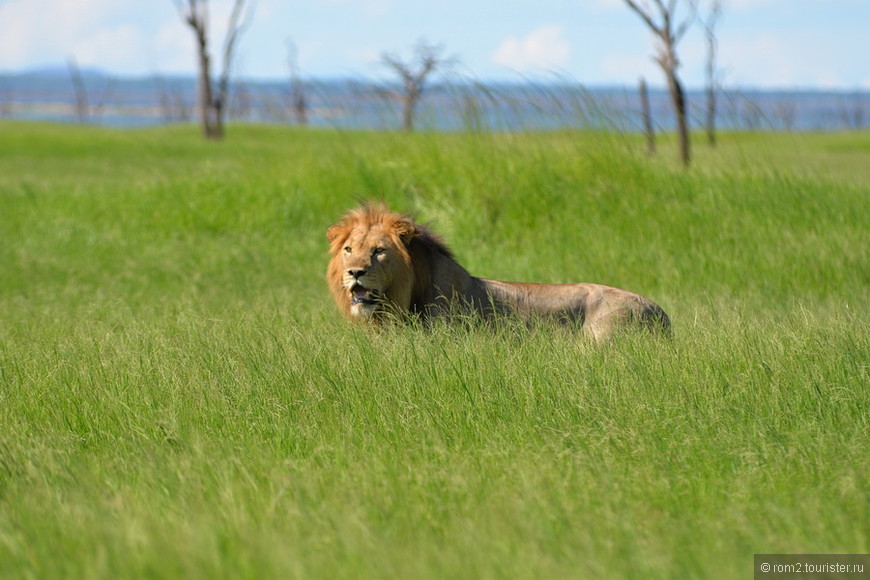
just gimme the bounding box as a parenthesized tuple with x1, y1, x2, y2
(392, 218, 418, 246)
(326, 224, 346, 244)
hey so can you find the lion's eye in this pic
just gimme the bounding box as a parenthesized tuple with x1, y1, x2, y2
(372, 247, 385, 256)
(343, 246, 352, 254)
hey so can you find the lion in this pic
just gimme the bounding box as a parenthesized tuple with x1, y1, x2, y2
(326, 203, 671, 341)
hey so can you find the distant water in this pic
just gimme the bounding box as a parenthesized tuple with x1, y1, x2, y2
(0, 72, 866, 132)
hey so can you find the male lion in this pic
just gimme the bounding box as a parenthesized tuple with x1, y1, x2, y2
(326, 203, 670, 341)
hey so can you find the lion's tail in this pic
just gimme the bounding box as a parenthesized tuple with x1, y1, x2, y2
(641, 302, 672, 337)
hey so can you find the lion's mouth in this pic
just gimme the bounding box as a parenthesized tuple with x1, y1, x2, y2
(350, 284, 382, 306)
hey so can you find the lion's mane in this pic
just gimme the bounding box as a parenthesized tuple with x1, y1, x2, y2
(326, 203, 459, 320)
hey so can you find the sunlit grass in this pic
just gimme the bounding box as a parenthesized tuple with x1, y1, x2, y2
(0, 122, 867, 578)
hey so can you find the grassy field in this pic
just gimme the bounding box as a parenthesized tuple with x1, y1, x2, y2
(0, 122, 868, 579)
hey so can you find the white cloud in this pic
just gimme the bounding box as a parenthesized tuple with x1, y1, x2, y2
(493, 25, 571, 73)
(0, 0, 136, 68)
(74, 25, 152, 72)
(155, 20, 195, 75)
(1, 0, 867, 88)
(719, 33, 834, 88)
(0, 0, 250, 75)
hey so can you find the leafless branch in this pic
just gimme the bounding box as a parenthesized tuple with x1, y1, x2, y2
(217, 0, 251, 112)
(623, 0, 659, 32)
(702, 0, 723, 145)
(67, 57, 89, 124)
(621, 0, 695, 165)
(380, 40, 457, 131)
(174, 0, 251, 139)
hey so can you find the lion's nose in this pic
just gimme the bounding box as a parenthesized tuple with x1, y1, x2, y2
(348, 269, 367, 279)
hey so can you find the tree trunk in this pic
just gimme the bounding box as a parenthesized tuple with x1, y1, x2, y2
(706, 81, 716, 147)
(639, 77, 656, 156)
(67, 58, 89, 124)
(703, 0, 722, 147)
(292, 84, 308, 126)
(622, 0, 695, 167)
(381, 40, 451, 133)
(402, 94, 416, 132)
(209, 99, 224, 139)
(402, 102, 414, 132)
(667, 70, 690, 167)
(704, 21, 717, 147)
(195, 31, 219, 139)
(178, 0, 247, 141)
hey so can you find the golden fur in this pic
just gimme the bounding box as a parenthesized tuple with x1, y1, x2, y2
(326, 203, 670, 340)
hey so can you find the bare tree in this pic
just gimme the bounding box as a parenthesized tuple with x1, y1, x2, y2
(731, 92, 764, 131)
(66, 57, 115, 124)
(286, 40, 308, 126)
(838, 94, 866, 130)
(702, 0, 722, 146)
(174, 0, 250, 140)
(67, 57, 90, 124)
(380, 40, 454, 132)
(773, 99, 798, 131)
(622, 0, 696, 166)
(0, 84, 13, 118)
(155, 75, 193, 123)
(639, 77, 656, 155)
(230, 81, 254, 120)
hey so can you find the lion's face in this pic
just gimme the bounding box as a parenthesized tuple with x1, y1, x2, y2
(333, 224, 401, 318)
(327, 208, 416, 320)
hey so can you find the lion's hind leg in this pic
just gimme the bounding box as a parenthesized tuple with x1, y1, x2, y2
(640, 302, 672, 337)
(582, 299, 671, 343)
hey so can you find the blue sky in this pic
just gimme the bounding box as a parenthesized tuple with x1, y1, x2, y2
(0, 0, 867, 89)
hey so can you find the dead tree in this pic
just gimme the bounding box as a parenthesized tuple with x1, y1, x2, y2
(702, 0, 722, 146)
(174, 0, 250, 140)
(67, 57, 90, 124)
(838, 95, 865, 130)
(66, 57, 114, 124)
(0, 85, 12, 118)
(639, 77, 656, 155)
(286, 40, 308, 126)
(155, 76, 193, 123)
(773, 100, 798, 131)
(623, 0, 696, 166)
(380, 40, 454, 132)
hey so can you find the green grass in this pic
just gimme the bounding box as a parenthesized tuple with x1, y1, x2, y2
(0, 122, 868, 578)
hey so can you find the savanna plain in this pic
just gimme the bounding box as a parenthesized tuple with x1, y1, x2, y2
(0, 123, 868, 579)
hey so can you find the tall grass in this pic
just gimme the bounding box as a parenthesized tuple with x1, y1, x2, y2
(0, 123, 867, 578)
